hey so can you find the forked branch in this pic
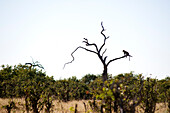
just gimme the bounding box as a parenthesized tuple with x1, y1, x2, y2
(83, 38, 99, 52)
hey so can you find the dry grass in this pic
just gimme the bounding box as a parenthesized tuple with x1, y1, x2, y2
(0, 98, 168, 113)
(0, 98, 91, 113)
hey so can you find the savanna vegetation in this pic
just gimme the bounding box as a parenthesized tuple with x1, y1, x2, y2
(0, 22, 169, 113)
(0, 64, 169, 113)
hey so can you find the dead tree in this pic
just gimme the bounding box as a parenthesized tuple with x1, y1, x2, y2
(64, 22, 132, 82)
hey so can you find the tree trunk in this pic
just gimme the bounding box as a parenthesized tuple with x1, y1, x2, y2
(102, 65, 108, 82)
(74, 104, 77, 113)
(114, 98, 118, 113)
(32, 101, 39, 113)
(109, 98, 112, 113)
(25, 96, 29, 113)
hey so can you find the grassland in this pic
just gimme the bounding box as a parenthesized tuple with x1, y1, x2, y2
(0, 98, 168, 113)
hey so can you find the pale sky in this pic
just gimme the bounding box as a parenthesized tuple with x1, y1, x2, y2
(0, 0, 170, 80)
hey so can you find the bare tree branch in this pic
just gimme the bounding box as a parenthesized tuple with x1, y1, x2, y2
(25, 57, 44, 70)
(25, 62, 44, 70)
(104, 56, 108, 62)
(102, 48, 107, 58)
(63, 46, 98, 69)
(83, 38, 99, 52)
(99, 22, 109, 53)
(107, 55, 127, 66)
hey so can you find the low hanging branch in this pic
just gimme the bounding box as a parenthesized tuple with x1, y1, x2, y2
(64, 22, 132, 81)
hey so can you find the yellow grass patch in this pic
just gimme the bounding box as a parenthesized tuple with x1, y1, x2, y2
(0, 98, 168, 113)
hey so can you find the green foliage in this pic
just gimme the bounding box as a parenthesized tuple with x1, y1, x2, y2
(42, 76, 56, 113)
(140, 78, 159, 113)
(0, 65, 14, 98)
(0, 64, 169, 112)
(81, 74, 98, 85)
(89, 73, 169, 113)
(55, 76, 91, 101)
(0, 64, 56, 113)
(69, 106, 75, 112)
(157, 76, 170, 112)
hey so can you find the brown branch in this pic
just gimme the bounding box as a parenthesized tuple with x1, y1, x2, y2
(102, 48, 107, 58)
(25, 57, 44, 69)
(83, 38, 99, 52)
(99, 22, 109, 53)
(104, 56, 108, 62)
(63, 46, 98, 69)
(107, 55, 127, 66)
(25, 63, 32, 66)
(25, 62, 44, 70)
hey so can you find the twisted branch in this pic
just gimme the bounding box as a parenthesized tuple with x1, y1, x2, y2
(99, 22, 109, 53)
(63, 46, 97, 69)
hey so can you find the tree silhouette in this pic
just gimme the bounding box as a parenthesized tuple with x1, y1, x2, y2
(64, 22, 132, 81)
